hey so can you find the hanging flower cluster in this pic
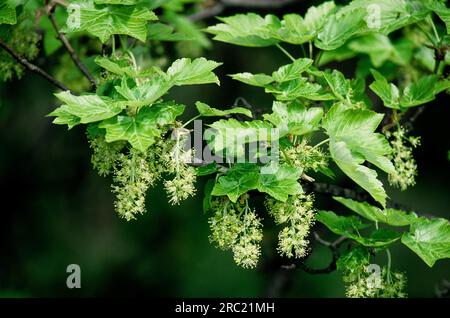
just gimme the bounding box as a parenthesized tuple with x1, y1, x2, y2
(386, 126, 421, 191)
(266, 194, 316, 258)
(208, 197, 263, 268)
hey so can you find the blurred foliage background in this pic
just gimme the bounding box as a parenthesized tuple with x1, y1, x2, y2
(0, 0, 449, 297)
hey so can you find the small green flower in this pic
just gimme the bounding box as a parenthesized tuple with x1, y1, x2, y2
(266, 194, 315, 258)
(284, 140, 328, 173)
(111, 149, 160, 221)
(208, 199, 263, 269)
(386, 126, 420, 191)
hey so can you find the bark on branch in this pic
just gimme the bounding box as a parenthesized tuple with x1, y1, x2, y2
(0, 39, 71, 92)
(46, 1, 96, 88)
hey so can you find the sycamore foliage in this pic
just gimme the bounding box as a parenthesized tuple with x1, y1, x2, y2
(1, 0, 450, 299)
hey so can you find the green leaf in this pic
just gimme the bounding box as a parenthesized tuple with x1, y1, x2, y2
(229, 73, 274, 87)
(164, 11, 211, 48)
(317, 210, 401, 247)
(263, 101, 323, 136)
(355, 228, 402, 247)
(316, 0, 429, 50)
(115, 76, 171, 108)
(348, 34, 397, 67)
(316, 210, 368, 236)
(370, 70, 450, 109)
(337, 246, 370, 272)
(99, 101, 184, 152)
(94, 0, 137, 4)
(334, 196, 418, 226)
(369, 69, 401, 109)
(401, 75, 450, 107)
(264, 14, 313, 45)
(211, 163, 302, 202)
(207, 119, 274, 157)
(329, 140, 388, 207)
(211, 164, 260, 202)
(167, 58, 222, 86)
(65, 1, 158, 43)
(49, 91, 127, 126)
(147, 22, 187, 41)
(323, 104, 394, 206)
(95, 56, 136, 77)
(266, 2, 336, 45)
(425, 0, 450, 34)
(302, 1, 337, 32)
(315, 7, 367, 50)
(272, 58, 314, 83)
(266, 78, 334, 101)
(47, 107, 81, 129)
(197, 163, 220, 176)
(195, 102, 252, 118)
(322, 70, 353, 100)
(206, 13, 278, 47)
(257, 164, 303, 202)
(0, 2, 16, 25)
(401, 217, 450, 267)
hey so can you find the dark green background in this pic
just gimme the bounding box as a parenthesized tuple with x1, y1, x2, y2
(0, 0, 449, 297)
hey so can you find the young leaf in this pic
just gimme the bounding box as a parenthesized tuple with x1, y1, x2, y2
(115, 76, 171, 108)
(334, 196, 418, 226)
(336, 246, 370, 272)
(0, 2, 17, 25)
(302, 1, 337, 32)
(206, 13, 277, 47)
(369, 69, 401, 109)
(322, 69, 353, 100)
(317, 210, 401, 247)
(147, 23, 188, 42)
(323, 104, 394, 206)
(99, 101, 184, 152)
(370, 70, 450, 109)
(266, 78, 334, 101)
(167, 58, 222, 86)
(316, 210, 368, 236)
(195, 102, 252, 118)
(329, 141, 388, 207)
(95, 56, 136, 77)
(207, 119, 273, 157)
(271, 58, 314, 83)
(263, 101, 323, 136)
(401, 217, 450, 267)
(211, 163, 302, 202)
(49, 91, 128, 125)
(211, 164, 260, 202)
(64, 1, 158, 43)
(316, 0, 429, 50)
(229, 73, 274, 87)
(47, 107, 81, 129)
(257, 164, 303, 202)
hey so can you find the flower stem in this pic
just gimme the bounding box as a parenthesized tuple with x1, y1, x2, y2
(313, 138, 330, 149)
(276, 43, 296, 62)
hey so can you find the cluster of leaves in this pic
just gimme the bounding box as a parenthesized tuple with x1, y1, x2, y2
(1, 0, 450, 298)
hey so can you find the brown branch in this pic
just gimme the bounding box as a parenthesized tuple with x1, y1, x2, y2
(0, 39, 71, 92)
(221, 0, 297, 8)
(189, 0, 298, 21)
(46, 1, 96, 88)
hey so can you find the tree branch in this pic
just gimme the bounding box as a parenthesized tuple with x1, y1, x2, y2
(46, 1, 96, 88)
(221, 0, 297, 8)
(0, 39, 71, 92)
(189, 0, 298, 21)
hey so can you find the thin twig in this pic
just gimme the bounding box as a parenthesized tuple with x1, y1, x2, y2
(0, 39, 71, 92)
(47, 1, 96, 88)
